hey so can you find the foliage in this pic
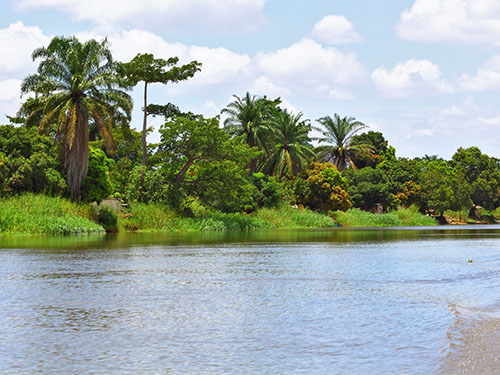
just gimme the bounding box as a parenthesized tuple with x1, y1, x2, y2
(19, 36, 131, 199)
(97, 206, 118, 232)
(120, 53, 201, 165)
(0, 193, 104, 235)
(315, 114, 373, 171)
(250, 173, 282, 208)
(80, 147, 114, 203)
(295, 162, 351, 212)
(350, 131, 388, 168)
(419, 160, 472, 215)
(157, 114, 257, 211)
(343, 167, 392, 209)
(124, 165, 170, 204)
(0, 125, 66, 196)
(450, 147, 500, 210)
(261, 111, 315, 178)
(222, 92, 280, 172)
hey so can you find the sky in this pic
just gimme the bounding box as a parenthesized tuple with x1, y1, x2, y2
(1, 0, 500, 159)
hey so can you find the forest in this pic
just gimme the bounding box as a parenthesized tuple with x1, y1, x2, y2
(1, 36, 499, 234)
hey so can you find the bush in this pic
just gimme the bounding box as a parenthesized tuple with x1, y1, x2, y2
(97, 206, 118, 232)
(294, 162, 351, 212)
(251, 173, 282, 208)
(80, 147, 114, 203)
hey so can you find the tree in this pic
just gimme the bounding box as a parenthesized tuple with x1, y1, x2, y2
(261, 111, 315, 178)
(157, 114, 258, 211)
(19, 36, 131, 200)
(315, 114, 374, 172)
(0, 124, 66, 196)
(420, 160, 472, 216)
(222, 92, 280, 173)
(294, 162, 351, 212)
(450, 147, 500, 210)
(350, 131, 388, 168)
(120, 53, 201, 165)
(343, 167, 392, 209)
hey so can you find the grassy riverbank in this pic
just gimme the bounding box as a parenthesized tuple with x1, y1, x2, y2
(0, 194, 438, 236)
(0, 194, 104, 236)
(120, 203, 336, 232)
(330, 207, 437, 227)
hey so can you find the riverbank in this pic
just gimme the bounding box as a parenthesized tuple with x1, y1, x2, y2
(0, 194, 438, 236)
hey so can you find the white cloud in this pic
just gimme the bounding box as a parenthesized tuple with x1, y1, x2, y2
(0, 79, 21, 101)
(397, 0, 500, 45)
(372, 59, 454, 97)
(399, 96, 500, 158)
(77, 29, 253, 89)
(310, 15, 363, 45)
(458, 54, 500, 91)
(251, 76, 291, 98)
(255, 38, 365, 100)
(16, 0, 267, 33)
(0, 22, 50, 79)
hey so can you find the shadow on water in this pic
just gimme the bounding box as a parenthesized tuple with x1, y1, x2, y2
(1, 224, 500, 250)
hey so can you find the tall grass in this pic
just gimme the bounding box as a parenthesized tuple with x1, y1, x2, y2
(120, 203, 335, 232)
(330, 207, 436, 228)
(0, 194, 104, 236)
(120, 203, 273, 232)
(253, 205, 336, 229)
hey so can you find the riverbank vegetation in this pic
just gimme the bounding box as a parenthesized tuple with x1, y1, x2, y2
(0, 194, 104, 235)
(2, 35, 500, 236)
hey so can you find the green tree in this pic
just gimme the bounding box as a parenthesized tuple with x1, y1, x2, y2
(222, 92, 280, 173)
(261, 111, 315, 178)
(294, 162, 351, 212)
(343, 167, 392, 209)
(19, 36, 132, 200)
(157, 114, 257, 211)
(0, 125, 66, 196)
(120, 53, 201, 165)
(450, 147, 500, 210)
(80, 146, 114, 203)
(350, 131, 388, 168)
(315, 114, 374, 172)
(420, 160, 472, 216)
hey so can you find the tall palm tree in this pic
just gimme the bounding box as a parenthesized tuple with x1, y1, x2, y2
(222, 92, 276, 173)
(19, 36, 132, 200)
(315, 114, 373, 172)
(262, 111, 315, 178)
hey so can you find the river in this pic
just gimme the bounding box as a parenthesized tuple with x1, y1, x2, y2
(1, 226, 500, 374)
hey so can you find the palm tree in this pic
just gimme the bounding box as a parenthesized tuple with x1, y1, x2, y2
(315, 114, 373, 172)
(19, 36, 132, 200)
(262, 111, 315, 178)
(222, 92, 277, 173)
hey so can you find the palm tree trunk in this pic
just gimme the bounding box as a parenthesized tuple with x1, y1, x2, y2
(141, 81, 148, 166)
(65, 102, 89, 200)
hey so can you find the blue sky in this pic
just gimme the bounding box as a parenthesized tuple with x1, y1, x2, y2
(1, 0, 500, 158)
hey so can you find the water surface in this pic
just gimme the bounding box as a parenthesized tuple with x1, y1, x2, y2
(1, 226, 500, 374)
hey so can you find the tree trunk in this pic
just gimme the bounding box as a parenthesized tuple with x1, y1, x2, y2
(141, 81, 148, 166)
(65, 101, 89, 200)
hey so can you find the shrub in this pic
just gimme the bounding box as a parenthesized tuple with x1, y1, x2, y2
(97, 206, 118, 232)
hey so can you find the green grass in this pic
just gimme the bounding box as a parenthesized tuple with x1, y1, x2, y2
(253, 205, 336, 229)
(0, 194, 104, 236)
(120, 202, 273, 232)
(330, 206, 437, 228)
(120, 203, 335, 232)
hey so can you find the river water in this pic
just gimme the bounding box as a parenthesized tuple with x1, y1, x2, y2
(1, 226, 500, 374)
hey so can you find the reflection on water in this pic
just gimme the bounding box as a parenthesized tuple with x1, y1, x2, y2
(1, 226, 500, 374)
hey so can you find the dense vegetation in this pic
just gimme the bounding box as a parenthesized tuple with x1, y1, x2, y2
(2, 35, 500, 235)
